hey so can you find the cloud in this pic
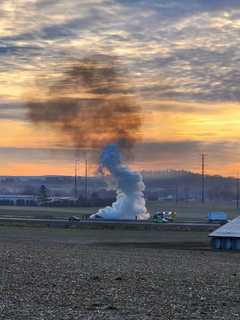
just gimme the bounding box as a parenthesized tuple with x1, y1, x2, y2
(0, 147, 77, 162)
(135, 140, 240, 159)
(1, 0, 240, 176)
(1, 139, 240, 176)
(1, 0, 240, 104)
(116, 0, 240, 18)
(0, 44, 39, 56)
(0, 101, 26, 120)
(132, 140, 240, 174)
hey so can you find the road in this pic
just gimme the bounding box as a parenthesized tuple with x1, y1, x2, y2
(0, 216, 219, 231)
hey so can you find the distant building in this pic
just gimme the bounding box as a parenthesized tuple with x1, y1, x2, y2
(158, 194, 174, 201)
(0, 195, 38, 206)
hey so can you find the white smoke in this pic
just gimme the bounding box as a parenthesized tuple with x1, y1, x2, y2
(90, 144, 150, 220)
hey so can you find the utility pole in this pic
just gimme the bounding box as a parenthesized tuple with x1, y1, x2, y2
(175, 183, 178, 204)
(236, 174, 239, 209)
(74, 160, 78, 199)
(175, 174, 179, 204)
(201, 153, 205, 204)
(85, 158, 88, 201)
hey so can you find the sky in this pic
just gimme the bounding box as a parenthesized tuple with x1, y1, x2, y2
(1, 0, 240, 176)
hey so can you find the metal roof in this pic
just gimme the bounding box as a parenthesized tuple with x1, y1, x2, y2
(209, 216, 240, 238)
(0, 195, 36, 200)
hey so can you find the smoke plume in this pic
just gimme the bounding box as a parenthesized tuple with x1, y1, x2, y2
(25, 55, 149, 220)
(90, 144, 149, 220)
(25, 55, 142, 150)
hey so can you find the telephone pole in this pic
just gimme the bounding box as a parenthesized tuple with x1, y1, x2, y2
(85, 159, 88, 200)
(175, 182, 178, 204)
(175, 173, 179, 204)
(74, 160, 78, 199)
(201, 153, 205, 203)
(236, 174, 239, 209)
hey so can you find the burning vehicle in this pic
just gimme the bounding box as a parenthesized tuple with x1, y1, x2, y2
(90, 214, 104, 220)
(68, 216, 81, 222)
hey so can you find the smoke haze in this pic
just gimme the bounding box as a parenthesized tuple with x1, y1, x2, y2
(25, 55, 142, 151)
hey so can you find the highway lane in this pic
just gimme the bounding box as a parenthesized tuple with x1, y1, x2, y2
(0, 216, 220, 231)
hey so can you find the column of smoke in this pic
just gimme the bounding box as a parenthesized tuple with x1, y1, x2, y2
(25, 54, 149, 220)
(90, 144, 149, 220)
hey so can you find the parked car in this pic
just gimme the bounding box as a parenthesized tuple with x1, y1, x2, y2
(208, 212, 228, 224)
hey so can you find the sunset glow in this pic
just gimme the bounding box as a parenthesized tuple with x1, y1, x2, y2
(1, 1, 240, 176)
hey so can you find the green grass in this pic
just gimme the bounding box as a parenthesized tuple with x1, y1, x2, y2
(0, 205, 98, 219)
(0, 225, 210, 245)
(147, 200, 240, 220)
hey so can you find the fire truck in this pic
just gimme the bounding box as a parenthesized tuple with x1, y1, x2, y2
(152, 210, 176, 223)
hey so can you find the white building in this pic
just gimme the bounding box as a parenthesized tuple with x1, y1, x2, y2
(0, 195, 37, 205)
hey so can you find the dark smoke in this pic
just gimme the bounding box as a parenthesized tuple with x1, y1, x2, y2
(25, 55, 142, 151)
